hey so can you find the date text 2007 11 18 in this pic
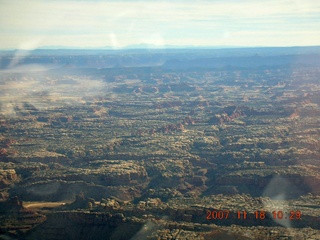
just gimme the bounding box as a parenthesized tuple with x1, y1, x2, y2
(206, 210, 302, 220)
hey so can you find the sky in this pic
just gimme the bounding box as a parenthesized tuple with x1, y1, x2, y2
(0, 0, 319, 49)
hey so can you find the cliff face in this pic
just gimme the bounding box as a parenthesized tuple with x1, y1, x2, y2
(26, 212, 144, 240)
(214, 174, 320, 198)
(9, 160, 149, 202)
(12, 180, 142, 201)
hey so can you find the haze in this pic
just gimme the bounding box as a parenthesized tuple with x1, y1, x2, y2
(0, 0, 320, 50)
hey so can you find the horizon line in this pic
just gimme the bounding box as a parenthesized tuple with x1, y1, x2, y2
(1, 45, 320, 52)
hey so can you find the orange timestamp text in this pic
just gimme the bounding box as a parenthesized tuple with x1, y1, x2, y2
(206, 210, 302, 220)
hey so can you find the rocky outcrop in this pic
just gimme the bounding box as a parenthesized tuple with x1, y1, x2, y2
(0, 169, 20, 189)
(208, 106, 246, 125)
(83, 160, 149, 186)
(0, 196, 46, 238)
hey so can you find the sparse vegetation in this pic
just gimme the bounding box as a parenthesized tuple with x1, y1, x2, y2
(0, 48, 319, 239)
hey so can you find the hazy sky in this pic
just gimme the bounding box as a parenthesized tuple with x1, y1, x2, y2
(0, 0, 319, 49)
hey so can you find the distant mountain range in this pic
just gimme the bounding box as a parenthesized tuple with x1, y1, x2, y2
(1, 46, 320, 70)
(1, 45, 320, 56)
